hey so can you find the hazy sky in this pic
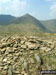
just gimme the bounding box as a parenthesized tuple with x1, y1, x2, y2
(0, 0, 56, 20)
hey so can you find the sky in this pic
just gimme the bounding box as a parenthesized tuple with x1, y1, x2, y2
(0, 0, 56, 20)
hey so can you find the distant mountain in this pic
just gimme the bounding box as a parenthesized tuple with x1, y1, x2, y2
(11, 14, 47, 32)
(0, 15, 15, 25)
(0, 14, 56, 35)
(41, 19, 56, 33)
(0, 14, 49, 35)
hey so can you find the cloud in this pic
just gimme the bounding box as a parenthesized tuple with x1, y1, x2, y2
(0, 0, 29, 16)
(5, 0, 27, 16)
(0, 0, 10, 4)
(50, 2, 56, 17)
(44, 0, 56, 18)
(45, 0, 56, 17)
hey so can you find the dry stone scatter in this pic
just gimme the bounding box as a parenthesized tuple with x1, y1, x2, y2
(0, 36, 56, 75)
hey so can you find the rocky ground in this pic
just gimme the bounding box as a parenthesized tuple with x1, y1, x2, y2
(0, 36, 56, 75)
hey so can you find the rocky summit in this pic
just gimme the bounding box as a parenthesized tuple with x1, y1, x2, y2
(0, 36, 56, 75)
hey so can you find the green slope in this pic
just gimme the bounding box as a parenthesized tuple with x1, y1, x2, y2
(11, 14, 48, 32)
(0, 24, 43, 35)
(41, 19, 56, 33)
(0, 14, 50, 35)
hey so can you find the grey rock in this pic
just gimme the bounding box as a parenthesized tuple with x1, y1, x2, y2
(34, 53, 41, 64)
(8, 65, 13, 75)
(22, 59, 29, 75)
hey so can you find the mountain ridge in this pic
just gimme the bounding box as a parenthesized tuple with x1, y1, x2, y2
(41, 19, 56, 33)
(0, 14, 56, 34)
(0, 15, 16, 25)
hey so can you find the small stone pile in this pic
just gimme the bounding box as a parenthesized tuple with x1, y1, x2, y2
(0, 36, 56, 75)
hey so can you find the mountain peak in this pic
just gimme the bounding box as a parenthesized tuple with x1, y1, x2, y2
(23, 13, 32, 17)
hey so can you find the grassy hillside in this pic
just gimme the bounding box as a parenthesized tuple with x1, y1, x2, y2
(11, 14, 48, 32)
(41, 19, 56, 33)
(0, 24, 45, 36)
(0, 14, 49, 36)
